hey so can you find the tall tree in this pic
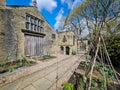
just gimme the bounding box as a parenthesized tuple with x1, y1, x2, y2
(68, 0, 120, 40)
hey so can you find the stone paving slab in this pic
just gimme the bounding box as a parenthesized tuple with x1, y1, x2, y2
(32, 78, 53, 90)
(22, 85, 36, 90)
(21, 57, 74, 90)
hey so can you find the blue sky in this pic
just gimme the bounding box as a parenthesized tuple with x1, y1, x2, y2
(6, 0, 81, 30)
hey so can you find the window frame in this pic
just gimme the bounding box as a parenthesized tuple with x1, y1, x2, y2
(25, 14, 44, 33)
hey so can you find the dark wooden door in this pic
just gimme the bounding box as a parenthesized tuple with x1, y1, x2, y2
(66, 47, 70, 55)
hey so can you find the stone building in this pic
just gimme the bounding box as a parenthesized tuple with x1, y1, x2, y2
(57, 30, 88, 55)
(0, 0, 88, 62)
(0, 0, 57, 61)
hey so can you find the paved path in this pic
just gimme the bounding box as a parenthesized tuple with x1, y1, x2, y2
(0, 54, 85, 90)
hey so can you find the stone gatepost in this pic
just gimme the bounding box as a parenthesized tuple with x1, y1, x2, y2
(64, 46, 66, 55)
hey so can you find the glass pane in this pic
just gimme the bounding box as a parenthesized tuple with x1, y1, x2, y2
(26, 16, 30, 22)
(26, 22, 29, 30)
(31, 24, 34, 30)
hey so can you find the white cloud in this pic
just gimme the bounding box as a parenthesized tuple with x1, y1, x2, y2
(61, 0, 73, 9)
(31, 0, 57, 13)
(54, 8, 64, 30)
(61, 0, 82, 9)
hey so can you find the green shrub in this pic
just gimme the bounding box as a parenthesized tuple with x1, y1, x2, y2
(0, 61, 5, 67)
(106, 34, 120, 67)
(6, 65, 18, 72)
(63, 82, 73, 90)
(24, 60, 30, 66)
(72, 50, 76, 55)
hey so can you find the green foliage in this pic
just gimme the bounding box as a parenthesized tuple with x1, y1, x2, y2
(5, 48, 19, 61)
(6, 67, 14, 72)
(0, 61, 5, 67)
(98, 77, 106, 90)
(80, 61, 85, 67)
(72, 50, 76, 55)
(78, 79, 85, 90)
(6, 65, 18, 72)
(106, 34, 120, 68)
(24, 60, 30, 66)
(63, 82, 73, 90)
(5, 56, 13, 61)
(91, 80, 98, 89)
(98, 77, 104, 83)
(73, 74, 76, 78)
(99, 68, 104, 75)
(40, 55, 56, 60)
(83, 76, 87, 83)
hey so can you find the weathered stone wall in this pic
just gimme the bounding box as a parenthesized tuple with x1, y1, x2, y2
(43, 22, 58, 55)
(0, 7, 28, 61)
(0, 5, 58, 61)
(57, 31, 78, 55)
(0, 9, 17, 61)
(58, 31, 75, 46)
(0, 0, 6, 8)
(0, 10, 7, 61)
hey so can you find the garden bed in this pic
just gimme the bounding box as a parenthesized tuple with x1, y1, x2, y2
(63, 61, 120, 90)
(0, 58, 37, 74)
(0, 55, 56, 75)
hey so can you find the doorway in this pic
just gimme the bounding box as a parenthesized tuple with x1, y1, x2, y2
(66, 46, 70, 55)
(24, 35, 44, 57)
(80, 43, 85, 51)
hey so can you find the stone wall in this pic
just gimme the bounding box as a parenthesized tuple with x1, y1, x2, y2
(0, 0, 6, 8)
(56, 30, 89, 55)
(57, 31, 78, 55)
(43, 22, 58, 55)
(0, 5, 58, 61)
(0, 9, 16, 61)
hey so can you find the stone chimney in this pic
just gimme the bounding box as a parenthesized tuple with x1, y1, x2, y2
(33, 0, 37, 7)
(0, 0, 6, 8)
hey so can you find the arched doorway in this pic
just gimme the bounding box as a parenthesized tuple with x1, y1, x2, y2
(66, 46, 70, 55)
(80, 43, 86, 51)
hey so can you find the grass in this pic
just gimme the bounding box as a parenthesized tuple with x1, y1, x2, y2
(39, 55, 56, 60)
